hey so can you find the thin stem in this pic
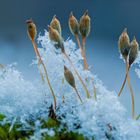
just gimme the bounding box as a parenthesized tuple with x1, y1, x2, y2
(75, 34, 82, 51)
(63, 52, 91, 98)
(126, 59, 135, 119)
(37, 63, 45, 83)
(82, 37, 89, 70)
(31, 40, 57, 110)
(93, 81, 97, 101)
(136, 114, 140, 120)
(74, 86, 83, 103)
(62, 95, 65, 104)
(118, 66, 130, 97)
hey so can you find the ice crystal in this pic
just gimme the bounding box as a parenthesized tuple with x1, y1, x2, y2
(0, 30, 140, 139)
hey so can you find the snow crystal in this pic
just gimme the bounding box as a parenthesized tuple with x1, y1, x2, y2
(0, 30, 140, 139)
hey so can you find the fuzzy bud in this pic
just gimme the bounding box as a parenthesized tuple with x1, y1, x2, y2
(79, 10, 91, 38)
(118, 28, 131, 60)
(64, 65, 75, 88)
(48, 25, 64, 52)
(129, 36, 139, 65)
(50, 15, 62, 35)
(69, 12, 79, 35)
(26, 19, 37, 41)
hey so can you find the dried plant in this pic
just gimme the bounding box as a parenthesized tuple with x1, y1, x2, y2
(26, 19, 57, 110)
(79, 10, 91, 70)
(48, 24, 90, 98)
(118, 28, 139, 119)
(64, 65, 83, 103)
(50, 15, 62, 35)
(118, 28, 131, 96)
(69, 12, 82, 50)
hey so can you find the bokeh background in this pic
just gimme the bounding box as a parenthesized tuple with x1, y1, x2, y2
(0, 0, 140, 116)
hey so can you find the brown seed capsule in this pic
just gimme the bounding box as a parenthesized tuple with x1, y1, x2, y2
(79, 10, 91, 38)
(64, 65, 75, 88)
(48, 25, 64, 51)
(118, 28, 131, 60)
(26, 19, 37, 41)
(64, 65, 83, 103)
(50, 15, 62, 35)
(129, 36, 139, 66)
(69, 12, 79, 35)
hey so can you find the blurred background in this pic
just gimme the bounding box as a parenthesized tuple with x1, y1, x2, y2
(0, 0, 140, 116)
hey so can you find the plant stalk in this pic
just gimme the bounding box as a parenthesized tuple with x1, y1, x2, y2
(82, 37, 89, 70)
(31, 40, 57, 109)
(126, 59, 135, 119)
(63, 51, 91, 98)
(74, 86, 83, 103)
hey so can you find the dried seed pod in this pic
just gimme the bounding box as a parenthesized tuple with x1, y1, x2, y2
(64, 65, 76, 88)
(79, 10, 91, 38)
(69, 12, 79, 35)
(48, 25, 64, 52)
(118, 28, 131, 60)
(129, 36, 139, 66)
(26, 19, 37, 41)
(50, 15, 62, 35)
(26, 20, 57, 110)
(64, 65, 83, 103)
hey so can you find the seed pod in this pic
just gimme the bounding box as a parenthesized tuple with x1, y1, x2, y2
(26, 19, 37, 41)
(48, 25, 64, 52)
(69, 12, 79, 35)
(64, 65, 75, 88)
(79, 10, 91, 38)
(129, 36, 139, 65)
(118, 28, 131, 60)
(50, 15, 62, 35)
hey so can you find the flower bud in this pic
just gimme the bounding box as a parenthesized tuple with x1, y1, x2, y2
(79, 10, 91, 38)
(50, 15, 62, 35)
(26, 19, 37, 41)
(48, 25, 64, 51)
(129, 36, 139, 65)
(118, 28, 131, 59)
(68, 12, 79, 35)
(64, 65, 75, 88)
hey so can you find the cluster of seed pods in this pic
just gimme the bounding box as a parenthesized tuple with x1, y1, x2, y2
(69, 10, 90, 70)
(26, 11, 91, 109)
(118, 28, 139, 119)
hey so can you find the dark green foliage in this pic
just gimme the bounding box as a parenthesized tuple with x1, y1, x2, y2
(0, 113, 88, 140)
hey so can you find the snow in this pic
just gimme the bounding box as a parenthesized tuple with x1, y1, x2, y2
(0, 30, 140, 139)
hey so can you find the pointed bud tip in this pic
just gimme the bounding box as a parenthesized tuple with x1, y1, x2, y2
(123, 28, 127, 33)
(53, 15, 56, 19)
(26, 19, 33, 24)
(70, 11, 73, 17)
(84, 10, 88, 15)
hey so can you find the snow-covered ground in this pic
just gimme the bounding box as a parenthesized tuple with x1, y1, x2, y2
(0, 31, 140, 139)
